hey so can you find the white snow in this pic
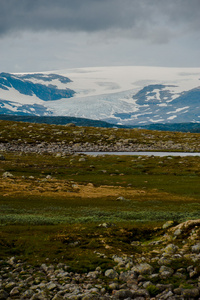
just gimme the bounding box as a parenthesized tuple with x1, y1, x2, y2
(1, 66, 200, 124)
(168, 115, 177, 120)
(166, 107, 190, 114)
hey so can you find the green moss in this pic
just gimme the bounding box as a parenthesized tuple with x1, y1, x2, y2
(146, 284, 160, 297)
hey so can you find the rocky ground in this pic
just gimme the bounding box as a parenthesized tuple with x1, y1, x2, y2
(1, 121, 200, 154)
(1, 220, 200, 299)
(0, 139, 199, 155)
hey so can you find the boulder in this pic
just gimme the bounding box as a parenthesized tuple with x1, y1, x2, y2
(105, 269, 118, 279)
(191, 243, 200, 253)
(132, 263, 154, 275)
(159, 266, 174, 279)
(162, 221, 174, 229)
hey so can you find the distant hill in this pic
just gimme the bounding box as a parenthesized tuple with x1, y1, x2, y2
(139, 123, 200, 133)
(0, 115, 200, 132)
(0, 115, 124, 128)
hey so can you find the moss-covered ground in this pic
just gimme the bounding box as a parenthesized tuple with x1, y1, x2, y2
(0, 120, 200, 272)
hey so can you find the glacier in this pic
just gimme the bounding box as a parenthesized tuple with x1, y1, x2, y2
(0, 66, 200, 125)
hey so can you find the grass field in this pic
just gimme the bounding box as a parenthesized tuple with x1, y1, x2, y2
(1, 148, 200, 272)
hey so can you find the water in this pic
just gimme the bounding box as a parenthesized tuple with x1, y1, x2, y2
(80, 151, 200, 157)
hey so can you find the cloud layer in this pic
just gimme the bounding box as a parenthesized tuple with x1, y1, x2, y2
(1, 0, 200, 43)
(1, 0, 200, 72)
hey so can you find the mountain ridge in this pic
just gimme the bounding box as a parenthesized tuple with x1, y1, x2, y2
(0, 66, 200, 126)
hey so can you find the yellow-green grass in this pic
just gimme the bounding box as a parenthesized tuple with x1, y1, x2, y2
(1, 150, 200, 270)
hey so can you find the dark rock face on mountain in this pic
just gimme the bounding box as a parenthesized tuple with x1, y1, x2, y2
(0, 72, 75, 101)
(113, 84, 200, 125)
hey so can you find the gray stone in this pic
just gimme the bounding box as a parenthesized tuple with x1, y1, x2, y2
(143, 281, 152, 288)
(22, 290, 35, 298)
(159, 266, 174, 279)
(105, 269, 118, 279)
(7, 256, 16, 265)
(41, 263, 48, 272)
(46, 282, 57, 290)
(0, 290, 9, 300)
(4, 282, 16, 290)
(79, 158, 86, 162)
(10, 287, 20, 296)
(174, 228, 182, 236)
(182, 288, 199, 298)
(109, 282, 119, 290)
(163, 243, 178, 255)
(157, 290, 174, 299)
(131, 289, 149, 298)
(191, 243, 200, 253)
(132, 263, 154, 275)
(114, 289, 133, 299)
(162, 221, 174, 229)
(158, 257, 172, 266)
(2, 171, 14, 178)
(52, 294, 64, 300)
(131, 241, 141, 246)
(173, 272, 186, 279)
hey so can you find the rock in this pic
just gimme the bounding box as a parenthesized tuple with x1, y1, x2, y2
(143, 281, 152, 288)
(173, 287, 182, 295)
(105, 269, 118, 279)
(169, 219, 200, 235)
(116, 196, 126, 201)
(158, 257, 172, 266)
(52, 294, 64, 300)
(191, 242, 200, 253)
(2, 171, 14, 178)
(162, 221, 174, 229)
(131, 241, 141, 246)
(132, 263, 154, 275)
(0, 290, 9, 300)
(41, 263, 48, 272)
(79, 157, 86, 162)
(182, 288, 199, 298)
(22, 290, 34, 298)
(163, 243, 178, 255)
(5, 282, 16, 290)
(46, 282, 57, 290)
(159, 266, 174, 279)
(82, 295, 99, 300)
(87, 271, 98, 279)
(131, 289, 150, 298)
(7, 256, 16, 265)
(156, 289, 174, 299)
(173, 272, 186, 279)
(173, 228, 182, 236)
(109, 282, 119, 290)
(156, 284, 173, 292)
(10, 287, 20, 296)
(113, 289, 133, 299)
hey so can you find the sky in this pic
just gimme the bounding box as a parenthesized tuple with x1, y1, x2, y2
(0, 0, 200, 72)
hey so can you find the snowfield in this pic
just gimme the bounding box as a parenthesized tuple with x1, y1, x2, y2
(0, 66, 200, 125)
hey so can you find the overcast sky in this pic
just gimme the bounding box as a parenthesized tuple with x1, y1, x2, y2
(0, 0, 200, 72)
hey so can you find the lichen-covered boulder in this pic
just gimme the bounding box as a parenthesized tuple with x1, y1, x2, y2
(132, 263, 154, 275)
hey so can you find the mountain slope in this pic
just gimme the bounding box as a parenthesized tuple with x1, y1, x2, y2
(0, 66, 200, 125)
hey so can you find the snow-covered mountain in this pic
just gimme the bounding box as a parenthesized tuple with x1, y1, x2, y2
(0, 66, 200, 125)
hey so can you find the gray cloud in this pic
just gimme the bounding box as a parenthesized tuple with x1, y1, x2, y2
(0, 0, 200, 43)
